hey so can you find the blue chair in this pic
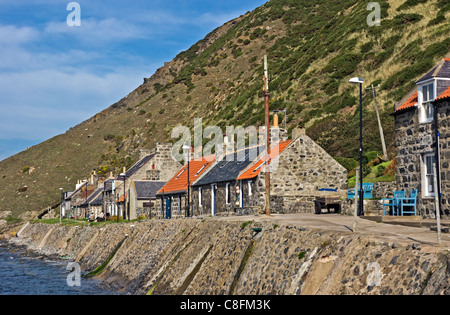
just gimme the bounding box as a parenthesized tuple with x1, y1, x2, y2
(382, 191, 405, 216)
(399, 190, 418, 216)
(347, 183, 374, 199)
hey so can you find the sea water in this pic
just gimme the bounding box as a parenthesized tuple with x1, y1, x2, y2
(0, 243, 118, 295)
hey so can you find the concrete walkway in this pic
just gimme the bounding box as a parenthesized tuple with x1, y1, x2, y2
(216, 213, 450, 252)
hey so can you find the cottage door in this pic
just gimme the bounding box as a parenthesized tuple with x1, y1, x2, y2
(165, 197, 172, 219)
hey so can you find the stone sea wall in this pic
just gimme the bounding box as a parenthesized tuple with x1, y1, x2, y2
(7, 219, 450, 295)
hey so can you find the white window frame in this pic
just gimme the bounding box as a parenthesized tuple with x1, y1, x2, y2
(247, 181, 252, 196)
(419, 81, 435, 124)
(423, 153, 436, 198)
(198, 187, 202, 207)
(239, 180, 243, 207)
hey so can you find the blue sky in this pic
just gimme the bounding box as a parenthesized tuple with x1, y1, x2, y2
(0, 0, 267, 161)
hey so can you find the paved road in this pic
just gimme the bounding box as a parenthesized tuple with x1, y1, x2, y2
(216, 213, 450, 251)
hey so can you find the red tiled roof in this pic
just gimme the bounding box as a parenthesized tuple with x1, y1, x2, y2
(117, 193, 128, 203)
(395, 91, 418, 113)
(237, 140, 292, 180)
(157, 155, 215, 195)
(435, 86, 450, 103)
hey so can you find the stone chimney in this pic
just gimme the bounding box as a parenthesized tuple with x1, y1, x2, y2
(292, 127, 306, 140)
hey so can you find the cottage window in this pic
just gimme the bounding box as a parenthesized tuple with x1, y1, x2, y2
(199, 187, 202, 206)
(423, 153, 435, 197)
(247, 181, 252, 196)
(420, 83, 435, 123)
(176, 168, 186, 179)
(226, 183, 231, 204)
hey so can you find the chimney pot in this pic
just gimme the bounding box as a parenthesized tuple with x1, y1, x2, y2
(273, 110, 279, 128)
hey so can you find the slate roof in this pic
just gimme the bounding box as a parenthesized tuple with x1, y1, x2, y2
(237, 140, 292, 180)
(395, 58, 450, 114)
(192, 146, 265, 187)
(90, 191, 104, 206)
(417, 58, 450, 83)
(80, 187, 104, 208)
(134, 181, 166, 200)
(117, 154, 155, 180)
(157, 155, 215, 195)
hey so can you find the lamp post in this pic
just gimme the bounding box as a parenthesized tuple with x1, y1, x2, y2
(349, 77, 365, 216)
(182, 145, 191, 218)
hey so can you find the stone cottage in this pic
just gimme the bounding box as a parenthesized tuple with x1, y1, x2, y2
(156, 155, 215, 219)
(64, 179, 97, 219)
(393, 58, 450, 218)
(129, 180, 166, 219)
(113, 143, 182, 220)
(79, 187, 104, 220)
(236, 127, 347, 214)
(190, 127, 347, 216)
(190, 146, 264, 217)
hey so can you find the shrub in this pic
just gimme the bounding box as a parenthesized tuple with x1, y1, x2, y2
(323, 53, 363, 80)
(397, 0, 428, 11)
(376, 165, 386, 178)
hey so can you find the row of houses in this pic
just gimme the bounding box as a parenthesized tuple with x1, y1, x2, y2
(62, 143, 182, 221)
(61, 57, 450, 221)
(156, 121, 347, 219)
(61, 118, 348, 221)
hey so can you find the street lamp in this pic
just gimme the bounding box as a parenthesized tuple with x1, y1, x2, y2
(182, 145, 191, 218)
(349, 77, 364, 216)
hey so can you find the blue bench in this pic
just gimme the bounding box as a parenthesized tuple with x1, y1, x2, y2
(347, 183, 374, 200)
(382, 191, 405, 216)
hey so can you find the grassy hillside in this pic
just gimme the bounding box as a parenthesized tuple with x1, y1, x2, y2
(0, 0, 449, 218)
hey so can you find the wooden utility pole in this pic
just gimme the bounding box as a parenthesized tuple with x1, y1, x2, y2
(263, 55, 271, 217)
(370, 84, 388, 160)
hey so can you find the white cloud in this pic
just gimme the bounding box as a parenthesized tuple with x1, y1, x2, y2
(44, 17, 147, 44)
(0, 67, 146, 140)
(0, 24, 39, 45)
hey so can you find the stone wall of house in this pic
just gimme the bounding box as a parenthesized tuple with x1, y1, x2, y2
(191, 181, 242, 217)
(435, 100, 450, 217)
(152, 143, 183, 181)
(394, 101, 450, 218)
(8, 219, 450, 295)
(372, 182, 397, 199)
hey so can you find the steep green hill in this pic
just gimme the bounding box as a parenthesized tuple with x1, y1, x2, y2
(0, 0, 449, 219)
